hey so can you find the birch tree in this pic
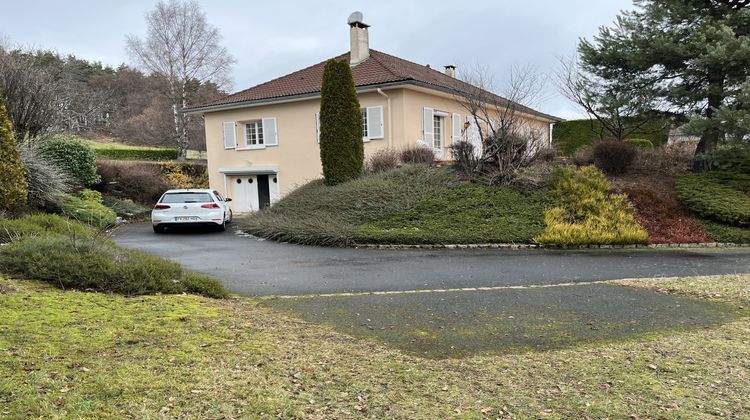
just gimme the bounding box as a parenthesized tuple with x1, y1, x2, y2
(126, 0, 234, 159)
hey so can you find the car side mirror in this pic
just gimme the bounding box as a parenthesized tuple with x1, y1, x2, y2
(225, 197, 232, 202)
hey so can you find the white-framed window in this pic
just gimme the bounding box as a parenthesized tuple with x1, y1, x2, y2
(244, 120, 264, 146)
(232, 117, 277, 150)
(361, 109, 369, 139)
(433, 115, 444, 149)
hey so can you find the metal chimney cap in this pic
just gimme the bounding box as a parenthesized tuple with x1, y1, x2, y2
(348, 11, 369, 28)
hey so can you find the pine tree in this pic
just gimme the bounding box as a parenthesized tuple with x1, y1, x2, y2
(319, 59, 364, 185)
(0, 96, 28, 210)
(579, 0, 750, 170)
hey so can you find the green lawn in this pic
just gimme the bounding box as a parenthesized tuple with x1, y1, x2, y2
(1, 274, 749, 418)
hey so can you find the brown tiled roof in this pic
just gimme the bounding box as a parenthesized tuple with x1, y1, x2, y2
(186, 49, 560, 121)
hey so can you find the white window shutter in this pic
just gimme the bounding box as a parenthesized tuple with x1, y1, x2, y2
(422, 107, 434, 147)
(262, 117, 278, 146)
(452, 113, 461, 145)
(223, 122, 236, 149)
(367, 106, 384, 139)
(315, 112, 320, 144)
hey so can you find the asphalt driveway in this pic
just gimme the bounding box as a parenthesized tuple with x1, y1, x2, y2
(111, 223, 750, 296)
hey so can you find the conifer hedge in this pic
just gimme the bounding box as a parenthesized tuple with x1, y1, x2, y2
(319, 59, 364, 185)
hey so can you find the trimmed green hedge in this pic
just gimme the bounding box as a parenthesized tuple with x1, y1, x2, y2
(554, 119, 670, 156)
(40, 136, 101, 186)
(675, 173, 750, 227)
(95, 147, 178, 161)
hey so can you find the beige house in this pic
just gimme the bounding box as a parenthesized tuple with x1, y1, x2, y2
(185, 13, 560, 213)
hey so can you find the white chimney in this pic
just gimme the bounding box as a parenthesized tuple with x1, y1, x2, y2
(348, 11, 370, 66)
(444, 65, 456, 78)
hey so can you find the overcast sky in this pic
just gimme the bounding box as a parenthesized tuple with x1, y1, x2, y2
(3, 0, 635, 119)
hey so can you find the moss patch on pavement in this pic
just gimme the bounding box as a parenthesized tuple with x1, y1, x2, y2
(265, 283, 741, 359)
(1, 274, 749, 418)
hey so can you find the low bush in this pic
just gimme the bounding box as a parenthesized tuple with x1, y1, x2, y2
(450, 141, 478, 178)
(94, 147, 178, 161)
(39, 135, 101, 186)
(95, 160, 169, 205)
(58, 190, 117, 229)
(630, 143, 694, 175)
(0, 213, 95, 244)
(623, 186, 712, 244)
(699, 220, 750, 244)
(102, 196, 149, 219)
(356, 185, 552, 244)
(709, 144, 750, 174)
(19, 143, 77, 209)
(675, 173, 750, 227)
(571, 144, 594, 166)
(400, 146, 435, 165)
(0, 98, 27, 211)
(624, 138, 654, 150)
(366, 148, 399, 174)
(534, 166, 648, 245)
(0, 235, 227, 298)
(593, 140, 637, 175)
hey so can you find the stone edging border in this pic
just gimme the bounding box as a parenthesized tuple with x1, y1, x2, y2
(353, 242, 750, 250)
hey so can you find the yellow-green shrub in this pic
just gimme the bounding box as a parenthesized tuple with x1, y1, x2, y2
(0, 97, 28, 210)
(59, 189, 117, 229)
(535, 166, 648, 245)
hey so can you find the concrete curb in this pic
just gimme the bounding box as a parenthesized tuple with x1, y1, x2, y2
(353, 242, 750, 250)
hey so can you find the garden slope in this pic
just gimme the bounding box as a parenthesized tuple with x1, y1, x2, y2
(242, 166, 551, 246)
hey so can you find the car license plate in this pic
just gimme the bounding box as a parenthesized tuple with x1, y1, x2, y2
(175, 216, 199, 221)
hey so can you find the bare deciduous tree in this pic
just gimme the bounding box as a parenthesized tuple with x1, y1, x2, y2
(126, 0, 235, 159)
(556, 56, 660, 141)
(452, 64, 550, 185)
(0, 50, 62, 140)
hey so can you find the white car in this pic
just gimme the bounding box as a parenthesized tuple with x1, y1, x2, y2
(151, 189, 233, 233)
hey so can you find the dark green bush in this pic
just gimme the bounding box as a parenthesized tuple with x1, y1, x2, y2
(0, 235, 228, 298)
(319, 59, 364, 185)
(593, 140, 637, 175)
(0, 97, 28, 210)
(709, 144, 750, 173)
(95, 147, 178, 161)
(675, 173, 750, 227)
(58, 190, 117, 229)
(0, 213, 95, 243)
(624, 138, 654, 149)
(699, 219, 750, 244)
(40, 136, 101, 186)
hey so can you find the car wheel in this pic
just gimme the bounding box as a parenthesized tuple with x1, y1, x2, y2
(217, 220, 226, 232)
(226, 210, 233, 224)
(153, 225, 165, 234)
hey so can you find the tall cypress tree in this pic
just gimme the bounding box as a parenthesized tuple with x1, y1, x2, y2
(0, 96, 28, 210)
(319, 59, 364, 185)
(578, 0, 750, 171)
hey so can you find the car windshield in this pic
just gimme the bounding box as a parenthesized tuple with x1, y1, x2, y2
(161, 192, 214, 203)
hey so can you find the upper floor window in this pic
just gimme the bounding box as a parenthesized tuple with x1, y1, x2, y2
(244, 120, 264, 146)
(361, 109, 369, 138)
